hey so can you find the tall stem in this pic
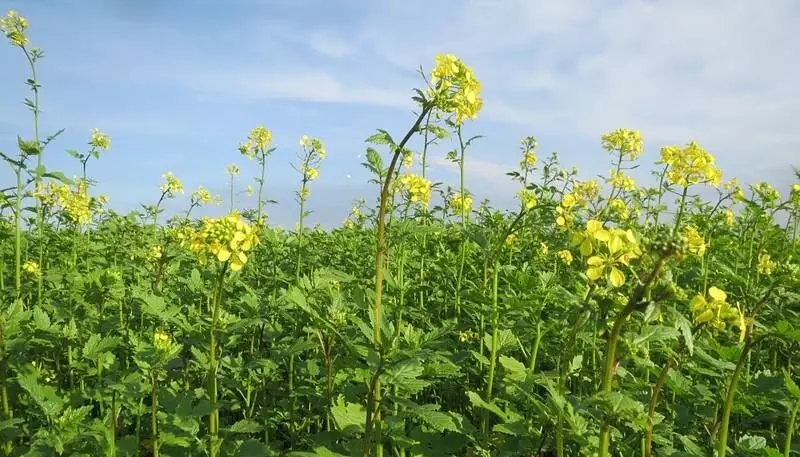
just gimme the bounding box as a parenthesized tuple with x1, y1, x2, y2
(645, 358, 673, 457)
(716, 337, 753, 457)
(598, 257, 667, 457)
(481, 259, 500, 435)
(208, 264, 228, 457)
(784, 398, 800, 457)
(257, 156, 266, 223)
(363, 104, 431, 457)
(151, 372, 160, 457)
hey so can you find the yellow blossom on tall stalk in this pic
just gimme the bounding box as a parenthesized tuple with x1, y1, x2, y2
(450, 192, 473, 215)
(658, 141, 722, 187)
(504, 233, 516, 246)
(753, 181, 780, 205)
(90, 128, 111, 150)
(689, 287, 744, 342)
(584, 227, 640, 288)
(189, 212, 260, 272)
(571, 220, 610, 257)
(558, 250, 574, 265)
(517, 189, 537, 210)
(429, 53, 483, 124)
(574, 179, 601, 202)
(160, 172, 184, 198)
(226, 164, 240, 177)
(756, 253, 774, 275)
(53, 179, 92, 225)
(609, 198, 629, 219)
(245, 185, 254, 197)
(791, 183, 800, 206)
(396, 173, 432, 207)
(0, 10, 28, 46)
(191, 186, 218, 206)
(402, 150, 414, 169)
(724, 208, 736, 227)
(539, 243, 549, 256)
(609, 170, 637, 192)
(601, 128, 644, 160)
(240, 125, 273, 160)
(22, 260, 41, 276)
(684, 226, 706, 256)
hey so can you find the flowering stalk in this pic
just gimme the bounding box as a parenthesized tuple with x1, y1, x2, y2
(208, 263, 228, 457)
(363, 103, 432, 457)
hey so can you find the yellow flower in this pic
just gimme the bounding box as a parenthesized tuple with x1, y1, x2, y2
(402, 150, 414, 169)
(658, 141, 722, 188)
(189, 212, 260, 272)
(756, 253, 774, 275)
(191, 186, 213, 205)
(505, 233, 516, 246)
(300, 135, 326, 160)
(753, 181, 780, 204)
(601, 128, 644, 160)
(154, 329, 178, 353)
(22, 260, 41, 276)
(724, 209, 735, 227)
(574, 180, 600, 202)
(147, 246, 163, 263)
(571, 220, 610, 257)
(90, 128, 111, 150)
(160, 172, 184, 197)
(689, 287, 741, 337)
(684, 226, 706, 256)
(305, 167, 320, 181)
(517, 189, 537, 210)
(586, 254, 627, 288)
(397, 174, 432, 207)
(451, 192, 473, 215)
(52, 179, 92, 225)
(226, 164, 240, 177)
(557, 250, 573, 265)
(539, 243, 549, 256)
(1, 10, 28, 47)
(245, 185, 254, 197)
(609, 170, 637, 192)
(791, 183, 800, 206)
(247, 125, 272, 152)
(429, 53, 483, 124)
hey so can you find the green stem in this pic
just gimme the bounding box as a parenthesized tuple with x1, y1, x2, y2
(13, 169, 22, 300)
(209, 264, 228, 457)
(645, 358, 673, 457)
(717, 337, 754, 457)
(785, 398, 800, 457)
(598, 257, 667, 457)
(151, 372, 159, 457)
(257, 154, 266, 223)
(363, 104, 432, 457)
(527, 320, 543, 373)
(482, 259, 500, 435)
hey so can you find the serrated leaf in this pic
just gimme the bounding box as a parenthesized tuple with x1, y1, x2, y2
(784, 370, 800, 399)
(499, 356, 527, 382)
(228, 419, 263, 433)
(330, 395, 365, 435)
(466, 391, 507, 421)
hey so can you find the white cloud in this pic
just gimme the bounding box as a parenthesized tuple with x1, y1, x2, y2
(308, 29, 356, 58)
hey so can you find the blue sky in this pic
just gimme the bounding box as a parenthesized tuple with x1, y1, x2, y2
(1, 0, 798, 227)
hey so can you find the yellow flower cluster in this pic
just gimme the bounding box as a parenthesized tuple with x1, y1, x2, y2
(154, 329, 178, 353)
(724, 209, 735, 227)
(574, 220, 641, 288)
(609, 198, 629, 219)
(724, 178, 745, 201)
(226, 163, 240, 177)
(89, 128, 111, 150)
(791, 184, 800, 206)
(601, 128, 644, 160)
(555, 193, 580, 227)
(557, 250, 573, 265)
(609, 170, 636, 192)
(689, 287, 746, 343)
(753, 181, 780, 203)
(402, 150, 414, 169)
(451, 192, 473, 215)
(147, 246, 163, 263)
(517, 189, 537, 210)
(684, 226, 706, 256)
(504, 233, 515, 246)
(756, 253, 774, 276)
(242, 125, 273, 160)
(397, 173, 432, 207)
(300, 135, 326, 160)
(39, 179, 92, 225)
(1, 10, 28, 47)
(429, 53, 483, 124)
(188, 212, 260, 272)
(191, 186, 220, 206)
(658, 141, 722, 188)
(22, 260, 41, 276)
(539, 243, 549, 255)
(573, 179, 601, 202)
(160, 172, 184, 197)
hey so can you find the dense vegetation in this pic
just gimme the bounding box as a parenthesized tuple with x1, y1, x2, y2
(1, 10, 799, 457)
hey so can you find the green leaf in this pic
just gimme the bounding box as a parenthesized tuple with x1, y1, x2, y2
(499, 356, 527, 382)
(365, 129, 395, 146)
(413, 404, 459, 432)
(330, 395, 365, 435)
(228, 419, 263, 434)
(466, 391, 507, 421)
(784, 370, 800, 399)
(16, 367, 65, 419)
(236, 440, 269, 457)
